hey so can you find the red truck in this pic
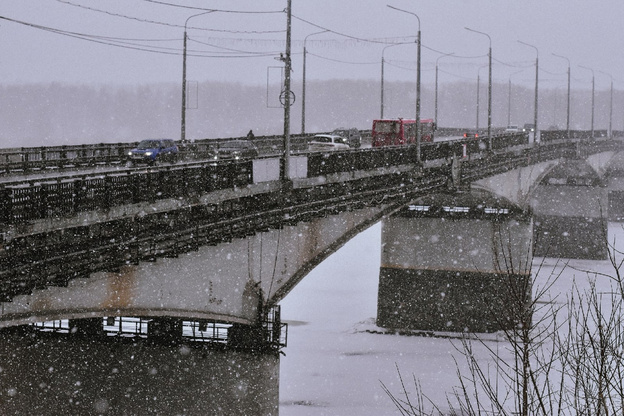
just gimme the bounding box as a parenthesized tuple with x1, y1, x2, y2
(372, 118, 435, 147)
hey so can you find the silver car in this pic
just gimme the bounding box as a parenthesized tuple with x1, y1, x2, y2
(308, 134, 350, 152)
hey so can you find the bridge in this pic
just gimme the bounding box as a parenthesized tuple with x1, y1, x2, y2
(0, 130, 622, 414)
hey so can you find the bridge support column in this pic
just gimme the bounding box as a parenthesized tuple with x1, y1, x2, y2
(377, 193, 532, 333)
(532, 160, 608, 259)
(607, 163, 624, 221)
(0, 321, 280, 415)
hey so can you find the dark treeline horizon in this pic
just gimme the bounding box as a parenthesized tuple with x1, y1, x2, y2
(0, 79, 618, 148)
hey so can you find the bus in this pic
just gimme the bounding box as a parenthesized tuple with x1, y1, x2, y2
(372, 118, 435, 147)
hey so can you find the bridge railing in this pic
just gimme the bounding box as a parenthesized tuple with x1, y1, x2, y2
(540, 129, 609, 142)
(0, 143, 138, 172)
(0, 132, 578, 226)
(0, 134, 312, 175)
(1, 132, 619, 226)
(1, 160, 254, 224)
(0, 129, 600, 175)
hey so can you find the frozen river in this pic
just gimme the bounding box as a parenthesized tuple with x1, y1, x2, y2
(279, 221, 624, 415)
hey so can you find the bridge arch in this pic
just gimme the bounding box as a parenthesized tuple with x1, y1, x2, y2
(471, 150, 619, 210)
(0, 202, 401, 328)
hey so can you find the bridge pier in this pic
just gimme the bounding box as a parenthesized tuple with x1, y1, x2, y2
(377, 192, 532, 333)
(532, 159, 608, 259)
(0, 317, 281, 415)
(607, 153, 624, 221)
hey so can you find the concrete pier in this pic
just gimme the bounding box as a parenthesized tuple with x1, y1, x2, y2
(377, 192, 532, 333)
(0, 320, 280, 415)
(531, 159, 608, 259)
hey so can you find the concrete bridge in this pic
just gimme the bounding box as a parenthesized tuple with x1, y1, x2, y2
(0, 133, 622, 414)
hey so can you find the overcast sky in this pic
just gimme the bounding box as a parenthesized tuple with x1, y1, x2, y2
(1, 0, 623, 91)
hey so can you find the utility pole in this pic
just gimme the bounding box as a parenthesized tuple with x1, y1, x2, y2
(435, 53, 453, 127)
(518, 41, 538, 144)
(181, 10, 214, 143)
(301, 30, 327, 135)
(580, 65, 595, 139)
(466, 27, 492, 150)
(387, 6, 422, 163)
(476, 73, 480, 130)
(281, 0, 292, 181)
(553, 53, 571, 138)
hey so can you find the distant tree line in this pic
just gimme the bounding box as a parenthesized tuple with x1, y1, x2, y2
(0, 79, 619, 148)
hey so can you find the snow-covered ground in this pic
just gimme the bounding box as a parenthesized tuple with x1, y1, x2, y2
(278, 221, 624, 415)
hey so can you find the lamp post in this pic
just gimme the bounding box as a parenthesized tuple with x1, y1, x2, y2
(181, 10, 214, 143)
(518, 41, 539, 144)
(380, 43, 404, 119)
(476, 71, 480, 130)
(465, 27, 492, 150)
(598, 70, 614, 139)
(552, 53, 571, 138)
(301, 30, 328, 135)
(475, 65, 487, 130)
(435, 52, 454, 127)
(579, 65, 595, 139)
(388, 5, 422, 163)
(507, 69, 524, 127)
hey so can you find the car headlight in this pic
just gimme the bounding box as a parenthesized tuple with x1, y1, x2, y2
(145, 151, 153, 156)
(128, 151, 133, 156)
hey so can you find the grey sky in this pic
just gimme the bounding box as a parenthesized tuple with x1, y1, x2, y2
(1, 0, 623, 91)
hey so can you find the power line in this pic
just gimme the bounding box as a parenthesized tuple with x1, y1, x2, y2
(292, 14, 416, 45)
(306, 52, 378, 65)
(54, 0, 285, 34)
(139, 0, 283, 14)
(188, 37, 282, 57)
(0, 15, 278, 59)
(1, 15, 182, 55)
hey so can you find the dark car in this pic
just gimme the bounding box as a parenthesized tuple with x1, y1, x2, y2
(463, 132, 479, 139)
(128, 139, 178, 165)
(212, 140, 259, 160)
(332, 127, 362, 148)
(523, 123, 535, 133)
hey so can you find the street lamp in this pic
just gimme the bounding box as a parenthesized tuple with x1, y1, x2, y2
(381, 42, 409, 119)
(435, 52, 454, 127)
(388, 5, 422, 163)
(465, 27, 492, 150)
(579, 65, 595, 139)
(301, 30, 328, 135)
(181, 10, 214, 143)
(518, 41, 539, 144)
(476, 65, 488, 131)
(552, 53, 571, 138)
(507, 69, 524, 127)
(598, 70, 614, 138)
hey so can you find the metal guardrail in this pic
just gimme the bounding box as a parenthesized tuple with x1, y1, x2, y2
(2, 132, 620, 228)
(0, 129, 589, 176)
(0, 134, 310, 175)
(0, 160, 254, 224)
(0, 133, 529, 225)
